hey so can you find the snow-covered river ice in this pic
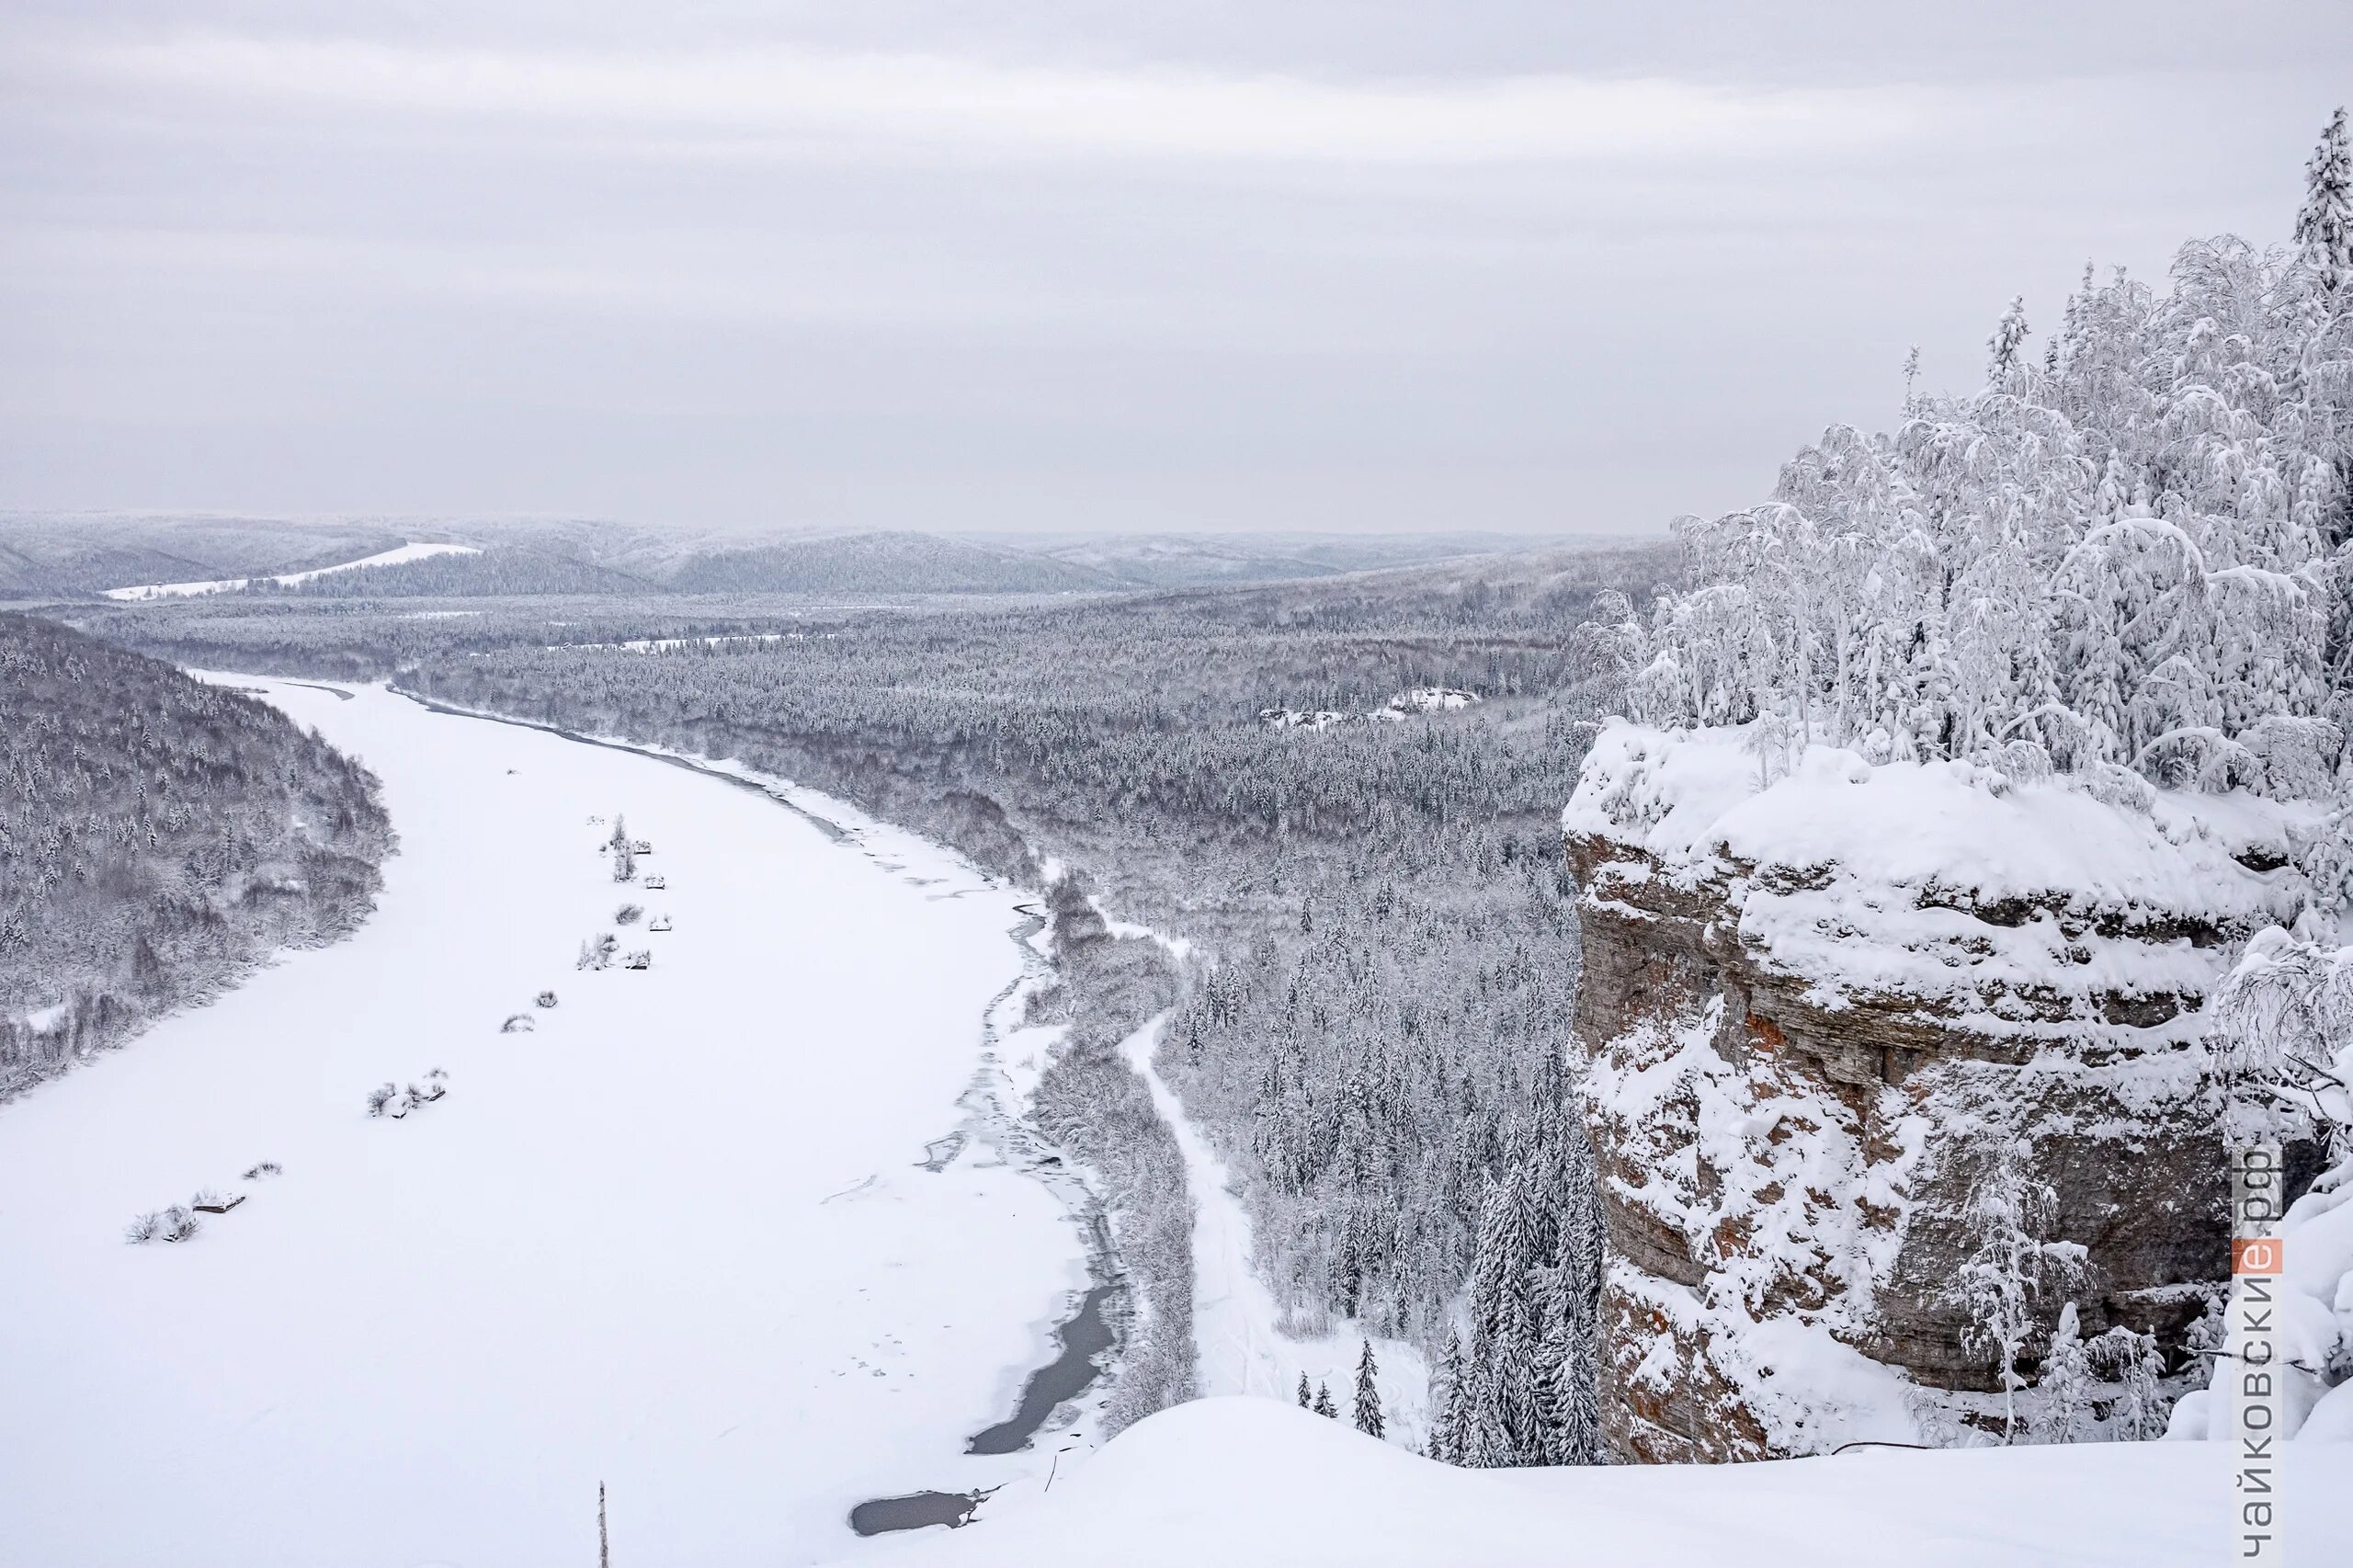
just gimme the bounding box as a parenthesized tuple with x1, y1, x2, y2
(0, 677, 1108, 1567)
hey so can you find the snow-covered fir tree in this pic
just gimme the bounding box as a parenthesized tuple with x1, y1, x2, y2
(2299, 108, 2351, 303)
(1352, 1340, 1385, 1437)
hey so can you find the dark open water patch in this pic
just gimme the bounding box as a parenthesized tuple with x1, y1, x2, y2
(965, 1282, 1120, 1456)
(848, 1490, 988, 1536)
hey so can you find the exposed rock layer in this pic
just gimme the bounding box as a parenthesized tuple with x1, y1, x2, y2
(1559, 723, 2311, 1461)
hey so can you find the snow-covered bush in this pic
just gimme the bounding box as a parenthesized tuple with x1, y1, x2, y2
(576, 933, 618, 971)
(157, 1204, 200, 1243)
(535, 990, 559, 1008)
(614, 903, 642, 926)
(366, 1081, 402, 1118)
(500, 1013, 535, 1033)
(2165, 921, 2353, 1441)
(242, 1160, 281, 1180)
(124, 1210, 161, 1244)
(1945, 1131, 2088, 1444)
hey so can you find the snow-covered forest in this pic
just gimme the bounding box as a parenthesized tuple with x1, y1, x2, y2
(386, 548, 1662, 1454)
(0, 614, 391, 1095)
(1626, 111, 2353, 804)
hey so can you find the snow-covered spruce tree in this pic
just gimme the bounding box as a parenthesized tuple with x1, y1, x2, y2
(1352, 1339, 1385, 1437)
(2299, 108, 2351, 305)
(1446, 1104, 1604, 1467)
(1626, 119, 2353, 786)
(1297, 1370, 1313, 1410)
(1313, 1381, 1337, 1419)
(1427, 1332, 1468, 1462)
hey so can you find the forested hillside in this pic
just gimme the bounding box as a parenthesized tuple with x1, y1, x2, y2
(0, 615, 392, 1096)
(0, 516, 403, 597)
(270, 547, 654, 597)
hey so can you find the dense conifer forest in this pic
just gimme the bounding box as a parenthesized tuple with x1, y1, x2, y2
(0, 614, 392, 1096)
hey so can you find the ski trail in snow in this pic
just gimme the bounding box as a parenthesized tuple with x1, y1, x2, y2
(1115, 946, 1429, 1446)
(1120, 1013, 1278, 1400)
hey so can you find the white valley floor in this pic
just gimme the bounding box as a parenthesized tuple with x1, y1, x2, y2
(0, 677, 1095, 1568)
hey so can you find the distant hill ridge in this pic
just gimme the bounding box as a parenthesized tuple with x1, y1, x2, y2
(3, 514, 1653, 599)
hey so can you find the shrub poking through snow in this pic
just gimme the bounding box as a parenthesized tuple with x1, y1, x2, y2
(124, 1210, 162, 1244)
(535, 990, 559, 1008)
(370, 1070, 447, 1119)
(576, 933, 618, 971)
(500, 1013, 535, 1034)
(242, 1161, 282, 1180)
(158, 1205, 201, 1243)
(623, 949, 653, 971)
(614, 903, 643, 926)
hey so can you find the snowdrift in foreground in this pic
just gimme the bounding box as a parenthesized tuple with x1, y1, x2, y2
(829, 1395, 2350, 1568)
(2170, 1157, 2353, 1443)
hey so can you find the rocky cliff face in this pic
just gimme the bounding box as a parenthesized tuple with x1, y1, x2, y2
(1561, 723, 2313, 1461)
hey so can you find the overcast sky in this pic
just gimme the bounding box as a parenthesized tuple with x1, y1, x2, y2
(2, 5, 2343, 535)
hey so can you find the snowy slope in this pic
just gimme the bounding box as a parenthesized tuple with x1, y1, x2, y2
(829, 1395, 2352, 1568)
(0, 677, 1103, 1568)
(100, 541, 481, 599)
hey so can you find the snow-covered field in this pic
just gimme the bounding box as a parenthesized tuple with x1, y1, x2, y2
(99, 540, 481, 599)
(0, 677, 1102, 1567)
(831, 1395, 2352, 1568)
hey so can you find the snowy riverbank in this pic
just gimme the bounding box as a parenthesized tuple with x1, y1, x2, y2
(0, 676, 1108, 1567)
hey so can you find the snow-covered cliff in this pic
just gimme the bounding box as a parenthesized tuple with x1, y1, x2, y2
(1561, 720, 2323, 1459)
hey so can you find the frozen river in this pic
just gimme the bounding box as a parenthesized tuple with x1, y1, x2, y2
(0, 676, 1100, 1567)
